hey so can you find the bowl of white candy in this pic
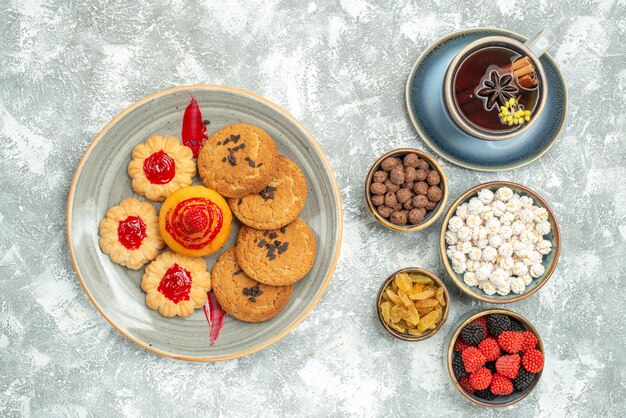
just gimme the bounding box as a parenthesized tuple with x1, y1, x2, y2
(439, 181, 560, 303)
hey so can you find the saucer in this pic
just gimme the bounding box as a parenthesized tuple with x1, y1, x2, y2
(405, 28, 567, 172)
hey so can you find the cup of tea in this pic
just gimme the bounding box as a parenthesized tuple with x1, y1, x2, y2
(443, 29, 556, 141)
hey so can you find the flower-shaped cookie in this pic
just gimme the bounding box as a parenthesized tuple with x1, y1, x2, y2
(141, 251, 211, 317)
(128, 135, 196, 202)
(98, 198, 164, 270)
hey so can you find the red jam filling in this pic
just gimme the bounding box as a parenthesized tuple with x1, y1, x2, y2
(143, 150, 175, 184)
(165, 197, 223, 250)
(158, 263, 192, 304)
(117, 216, 147, 250)
(182, 97, 207, 158)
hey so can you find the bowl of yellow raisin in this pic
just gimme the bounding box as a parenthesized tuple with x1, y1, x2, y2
(377, 268, 450, 341)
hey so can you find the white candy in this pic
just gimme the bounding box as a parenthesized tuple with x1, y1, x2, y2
(513, 241, 530, 258)
(528, 250, 542, 264)
(492, 201, 507, 217)
(498, 242, 513, 258)
(468, 247, 482, 261)
(510, 276, 526, 294)
(468, 197, 484, 214)
(445, 230, 459, 245)
(464, 272, 478, 286)
(521, 273, 533, 285)
(448, 216, 464, 232)
(535, 221, 551, 236)
(466, 260, 480, 273)
(491, 268, 510, 287)
(483, 282, 496, 295)
(530, 263, 545, 278)
(466, 214, 482, 228)
(485, 218, 501, 234)
(499, 225, 513, 240)
(472, 226, 488, 242)
(496, 281, 511, 296)
(519, 195, 534, 208)
(455, 203, 470, 220)
(482, 246, 497, 262)
(457, 226, 472, 241)
(534, 207, 549, 222)
(519, 209, 536, 223)
(495, 187, 514, 202)
(506, 198, 521, 213)
(476, 238, 489, 249)
(511, 220, 526, 236)
(499, 257, 515, 272)
(478, 188, 495, 205)
(481, 210, 495, 221)
(520, 230, 538, 244)
(536, 239, 552, 255)
(513, 261, 529, 276)
(488, 234, 503, 248)
(457, 240, 473, 254)
(450, 251, 466, 266)
(500, 211, 516, 225)
(476, 263, 493, 281)
(453, 262, 467, 274)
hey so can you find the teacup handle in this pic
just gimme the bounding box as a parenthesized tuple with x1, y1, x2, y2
(524, 28, 556, 58)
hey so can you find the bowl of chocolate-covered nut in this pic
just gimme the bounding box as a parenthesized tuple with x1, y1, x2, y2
(365, 148, 448, 232)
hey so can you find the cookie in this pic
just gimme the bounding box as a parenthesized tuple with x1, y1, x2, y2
(128, 135, 196, 202)
(212, 248, 293, 322)
(141, 251, 212, 318)
(98, 198, 164, 270)
(228, 156, 307, 230)
(235, 218, 316, 286)
(197, 124, 279, 198)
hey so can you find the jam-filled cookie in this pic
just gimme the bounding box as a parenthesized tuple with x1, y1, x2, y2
(159, 185, 232, 257)
(197, 124, 279, 198)
(128, 135, 196, 202)
(212, 248, 293, 322)
(98, 198, 164, 270)
(141, 251, 211, 318)
(235, 218, 316, 286)
(228, 156, 308, 230)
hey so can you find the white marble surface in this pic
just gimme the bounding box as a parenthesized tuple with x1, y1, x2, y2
(1, 0, 625, 416)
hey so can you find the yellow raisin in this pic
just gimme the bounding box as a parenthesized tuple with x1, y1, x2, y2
(434, 304, 443, 318)
(410, 283, 425, 295)
(385, 289, 402, 305)
(418, 310, 439, 332)
(410, 289, 435, 300)
(398, 289, 413, 307)
(409, 274, 433, 284)
(380, 301, 391, 324)
(408, 328, 423, 336)
(423, 284, 437, 294)
(389, 323, 406, 334)
(436, 287, 446, 306)
(408, 304, 420, 325)
(390, 304, 402, 323)
(414, 298, 439, 308)
(394, 273, 413, 293)
(417, 307, 433, 316)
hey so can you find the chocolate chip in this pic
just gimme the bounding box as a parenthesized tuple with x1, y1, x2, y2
(223, 138, 230, 145)
(237, 199, 242, 206)
(256, 163, 263, 168)
(248, 297, 256, 302)
(203, 119, 210, 125)
(217, 141, 222, 145)
(231, 134, 240, 143)
(263, 231, 269, 236)
(280, 226, 286, 233)
(260, 186, 276, 200)
(245, 157, 256, 168)
(277, 241, 289, 254)
(239, 143, 245, 149)
(234, 269, 243, 275)
(269, 232, 278, 239)
(222, 157, 227, 162)
(258, 239, 267, 248)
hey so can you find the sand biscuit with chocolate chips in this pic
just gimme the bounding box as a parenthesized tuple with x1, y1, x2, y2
(228, 156, 307, 230)
(212, 248, 293, 322)
(235, 218, 316, 286)
(197, 123, 279, 198)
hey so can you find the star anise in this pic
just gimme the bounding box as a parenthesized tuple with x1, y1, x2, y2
(476, 71, 518, 111)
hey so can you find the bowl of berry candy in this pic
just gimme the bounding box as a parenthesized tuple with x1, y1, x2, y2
(446, 309, 545, 407)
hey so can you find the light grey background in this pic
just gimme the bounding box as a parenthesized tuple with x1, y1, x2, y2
(1, 0, 624, 417)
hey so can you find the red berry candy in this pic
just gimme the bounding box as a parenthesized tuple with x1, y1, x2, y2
(498, 331, 524, 353)
(522, 349, 544, 373)
(490, 373, 514, 395)
(478, 337, 501, 362)
(469, 367, 492, 390)
(473, 316, 488, 335)
(459, 375, 475, 394)
(462, 346, 487, 373)
(521, 331, 539, 352)
(454, 338, 470, 352)
(495, 354, 521, 379)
